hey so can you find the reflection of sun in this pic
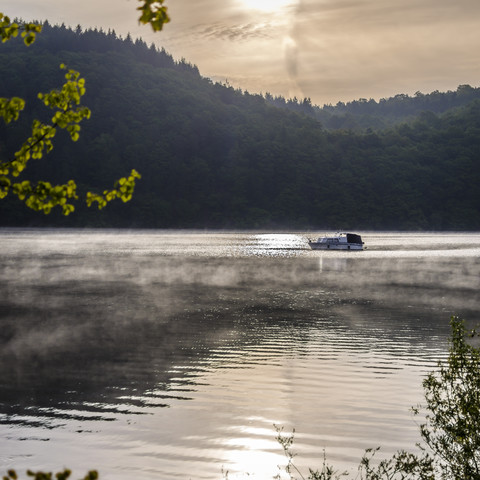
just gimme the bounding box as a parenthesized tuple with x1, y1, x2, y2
(237, 0, 296, 13)
(221, 426, 287, 478)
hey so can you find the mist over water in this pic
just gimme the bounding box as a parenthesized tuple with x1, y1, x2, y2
(0, 230, 479, 479)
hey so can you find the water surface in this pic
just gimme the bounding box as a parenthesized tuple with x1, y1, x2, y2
(1, 230, 479, 479)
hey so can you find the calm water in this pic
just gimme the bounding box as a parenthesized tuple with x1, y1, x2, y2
(1, 230, 480, 479)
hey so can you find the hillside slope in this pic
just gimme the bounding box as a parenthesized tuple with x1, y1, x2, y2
(0, 23, 479, 230)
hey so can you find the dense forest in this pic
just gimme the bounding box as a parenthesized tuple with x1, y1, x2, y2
(270, 85, 480, 132)
(0, 23, 479, 230)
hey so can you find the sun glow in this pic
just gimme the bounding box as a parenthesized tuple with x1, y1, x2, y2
(221, 425, 287, 478)
(237, 0, 296, 13)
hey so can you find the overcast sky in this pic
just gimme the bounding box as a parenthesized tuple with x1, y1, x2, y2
(3, 0, 480, 105)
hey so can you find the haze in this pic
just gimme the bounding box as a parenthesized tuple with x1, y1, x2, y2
(3, 0, 480, 105)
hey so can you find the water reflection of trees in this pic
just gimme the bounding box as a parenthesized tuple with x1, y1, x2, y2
(0, 274, 242, 425)
(0, 254, 474, 426)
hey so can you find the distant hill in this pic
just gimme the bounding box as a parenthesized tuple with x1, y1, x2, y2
(0, 23, 479, 230)
(267, 86, 480, 132)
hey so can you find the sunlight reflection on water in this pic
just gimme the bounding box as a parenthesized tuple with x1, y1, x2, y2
(241, 233, 308, 257)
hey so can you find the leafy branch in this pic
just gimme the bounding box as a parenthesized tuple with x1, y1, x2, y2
(0, 16, 142, 215)
(0, 14, 42, 46)
(0, 65, 90, 214)
(274, 425, 347, 480)
(137, 0, 170, 32)
(1, 2, 168, 216)
(273, 316, 479, 480)
(415, 316, 480, 479)
(3, 469, 98, 480)
(86, 169, 142, 210)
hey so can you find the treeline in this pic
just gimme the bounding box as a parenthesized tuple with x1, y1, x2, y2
(0, 23, 479, 230)
(267, 86, 480, 132)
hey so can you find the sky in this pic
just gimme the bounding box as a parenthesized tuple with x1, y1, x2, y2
(3, 0, 480, 105)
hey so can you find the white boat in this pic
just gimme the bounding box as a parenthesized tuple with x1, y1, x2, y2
(308, 232, 364, 250)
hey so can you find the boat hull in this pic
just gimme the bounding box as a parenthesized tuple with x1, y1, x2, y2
(308, 242, 363, 251)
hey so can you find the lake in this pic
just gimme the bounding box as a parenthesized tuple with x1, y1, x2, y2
(1, 230, 479, 479)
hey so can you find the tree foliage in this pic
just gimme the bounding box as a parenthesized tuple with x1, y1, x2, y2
(0, 0, 171, 215)
(3, 469, 98, 480)
(1, 65, 90, 214)
(415, 317, 480, 479)
(0, 16, 141, 215)
(1, 23, 480, 228)
(0, 13, 42, 45)
(137, 0, 170, 32)
(268, 86, 480, 132)
(275, 316, 479, 480)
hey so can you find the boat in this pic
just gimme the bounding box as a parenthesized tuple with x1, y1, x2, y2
(308, 232, 364, 250)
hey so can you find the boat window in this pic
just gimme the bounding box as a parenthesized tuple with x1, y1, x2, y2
(346, 234, 362, 244)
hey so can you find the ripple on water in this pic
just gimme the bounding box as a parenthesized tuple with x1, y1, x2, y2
(1, 230, 476, 479)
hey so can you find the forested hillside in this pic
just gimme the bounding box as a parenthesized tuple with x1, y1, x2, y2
(270, 85, 480, 132)
(0, 23, 479, 230)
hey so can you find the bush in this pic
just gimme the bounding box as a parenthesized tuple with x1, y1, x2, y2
(275, 316, 480, 480)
